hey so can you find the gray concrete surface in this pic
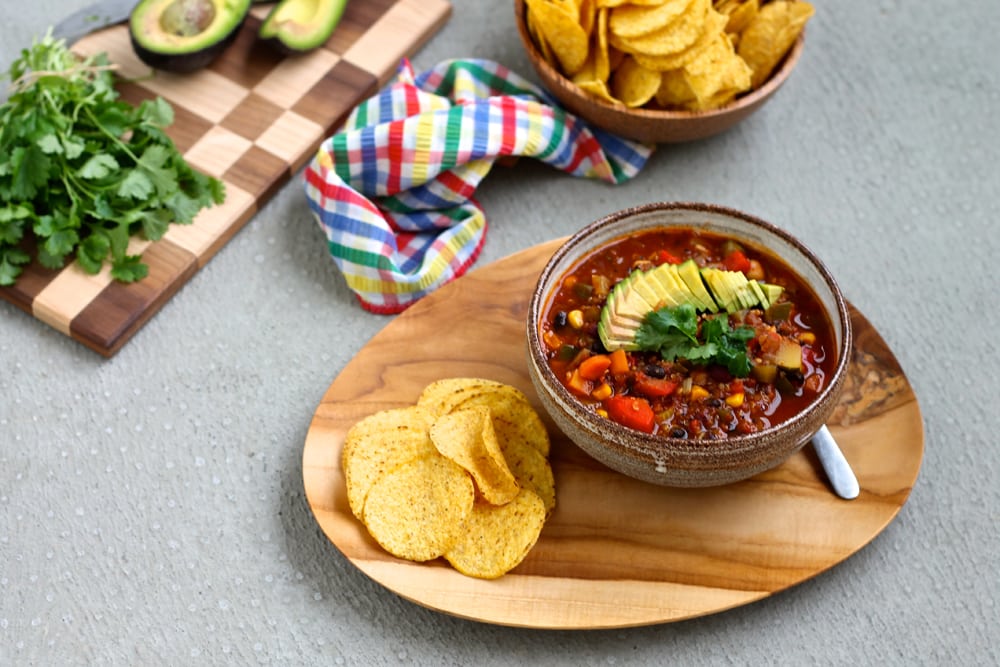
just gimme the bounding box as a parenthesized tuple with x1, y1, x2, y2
(1, 0, 997, 664)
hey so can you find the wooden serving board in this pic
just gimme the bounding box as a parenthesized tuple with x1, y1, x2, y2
(303, 238, 924, 629)
(0, 0, 451, 357)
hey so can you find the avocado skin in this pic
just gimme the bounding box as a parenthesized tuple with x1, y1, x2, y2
(129, 0, 252, 73)
(259, 0, 348, 54)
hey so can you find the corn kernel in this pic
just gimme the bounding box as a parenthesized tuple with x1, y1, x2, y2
(567, 309, 584, 329)
(591, 383, 613, 400)
(690, 385, 709, 401)
(799, 332, 816, 345)
(596, 409, 608, 419)
(725, 392, 745, 408)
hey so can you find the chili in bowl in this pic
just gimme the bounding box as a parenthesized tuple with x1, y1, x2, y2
(526, 202, 852, 487)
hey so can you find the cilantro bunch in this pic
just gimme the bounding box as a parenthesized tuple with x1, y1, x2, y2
(634, 303, 755, 377)
(0, 32, 225, 286)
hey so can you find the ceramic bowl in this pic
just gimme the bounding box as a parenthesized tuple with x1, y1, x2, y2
(513, 0, 806, 143)
(526, 202, 852, 487)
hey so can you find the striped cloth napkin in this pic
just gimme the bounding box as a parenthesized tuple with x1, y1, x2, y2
(303, 58, 652, 314)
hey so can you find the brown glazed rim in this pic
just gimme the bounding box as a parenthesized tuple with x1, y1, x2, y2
(527, 201, 853, 461)
(513, 0, 806, 122)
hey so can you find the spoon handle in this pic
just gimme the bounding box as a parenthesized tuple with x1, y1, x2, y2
(811, 425, 860, 500)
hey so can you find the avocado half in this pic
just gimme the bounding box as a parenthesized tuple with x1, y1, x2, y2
(130, 0, 253, 73)
(259, 0, 348, 54)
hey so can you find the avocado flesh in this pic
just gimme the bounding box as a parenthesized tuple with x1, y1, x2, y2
(677, 259, 719, 312)
(130, 0, 252, 72)
(260, 0, 348, 53)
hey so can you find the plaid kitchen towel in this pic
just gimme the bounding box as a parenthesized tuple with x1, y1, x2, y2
(303, 58, 652, 314)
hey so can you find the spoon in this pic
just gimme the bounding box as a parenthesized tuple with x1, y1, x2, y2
(811, 425, 860, 500)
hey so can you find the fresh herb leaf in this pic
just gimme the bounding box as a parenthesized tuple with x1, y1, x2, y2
(0, 31, 225, 287)
(78, 153, 119, 179)
(634, 303, 699, 351)
(634, 305, 755, 377)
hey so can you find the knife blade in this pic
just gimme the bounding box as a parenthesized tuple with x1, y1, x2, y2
(51, 0, 137, 45)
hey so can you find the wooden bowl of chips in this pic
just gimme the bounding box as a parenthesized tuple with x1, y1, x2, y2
(514, 0, 811, 144)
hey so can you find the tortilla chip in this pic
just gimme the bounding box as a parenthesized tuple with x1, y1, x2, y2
(361, 455, 475, 562)
(341, 406, 438, 519)
(430, 406, 520, 506)
(737, 0, 813, 88)
(500, 435, 556, 515)
(526, 0, 590, 75)
(610, 55, 662, 107)
(444, 489, 547, 579)
(608, 0, 696, 39)
(418, 378, 551, 457)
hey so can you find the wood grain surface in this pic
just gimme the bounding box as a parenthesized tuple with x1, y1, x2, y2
(303, 238, 925, 629)
(0, 0, 451, 357)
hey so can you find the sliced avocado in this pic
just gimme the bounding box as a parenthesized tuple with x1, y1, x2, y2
(701, 268, 738, 312)
(677, 259, 719, 312)
(260, 0, 348, 54)
(761, 282, 784, 306)
(606, 273, 647, 323)
(630, 272, 665, 311)
(647, 264, 688, 309)
(598, 309, 640, 351)
(130, 0, 251, 73)
(727, 271, 758, 310)
(748, 280, 769, 309)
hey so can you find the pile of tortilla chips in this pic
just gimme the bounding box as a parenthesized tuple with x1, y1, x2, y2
(342, 378, 555, 579)
(525, 0, 814, 111)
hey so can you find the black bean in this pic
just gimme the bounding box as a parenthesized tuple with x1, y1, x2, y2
(644, 364, 667, 378)
(707, 398, 723, 408)
(554, 311, 567, 328)
(669, 427, 688, 439)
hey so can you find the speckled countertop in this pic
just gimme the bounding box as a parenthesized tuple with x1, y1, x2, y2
(1, 1, 997, 664)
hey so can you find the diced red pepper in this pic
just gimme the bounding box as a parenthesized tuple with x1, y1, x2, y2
(633, 375, 679, 398)
(724, 249, 752, 274)
(657, 250, 682, 265)
(603, 396, 656, 433)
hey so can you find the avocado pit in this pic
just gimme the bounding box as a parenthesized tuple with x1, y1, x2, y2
(159, 0, 216, 37)
(129, 0, 251, 73)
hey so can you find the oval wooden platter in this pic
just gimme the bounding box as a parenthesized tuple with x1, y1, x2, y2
(303, 239, 924, 629)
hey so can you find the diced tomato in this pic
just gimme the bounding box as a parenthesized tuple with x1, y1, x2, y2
(728, 379, 744, 395)
(577, 354, 612, 381)
(758, 330, 783, 355)
(724, 249, 752, 273)
(633, 375, 679, 398)
(657, 250, 682, 265)
(603, 396, 655, 433)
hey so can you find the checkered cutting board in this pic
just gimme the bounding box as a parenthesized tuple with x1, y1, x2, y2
(0, 0, 451, 357)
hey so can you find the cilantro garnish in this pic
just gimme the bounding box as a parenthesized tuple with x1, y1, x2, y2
(0, 32, 225, 286)
(634, 303, 755, 377)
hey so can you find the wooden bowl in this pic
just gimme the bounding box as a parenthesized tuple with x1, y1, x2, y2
(525, 202, 852, 487)
(513, 0, 806, 143)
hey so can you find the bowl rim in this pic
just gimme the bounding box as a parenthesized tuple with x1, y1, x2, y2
(526, 201, 853, 460)
(513, 0, 806, 121)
